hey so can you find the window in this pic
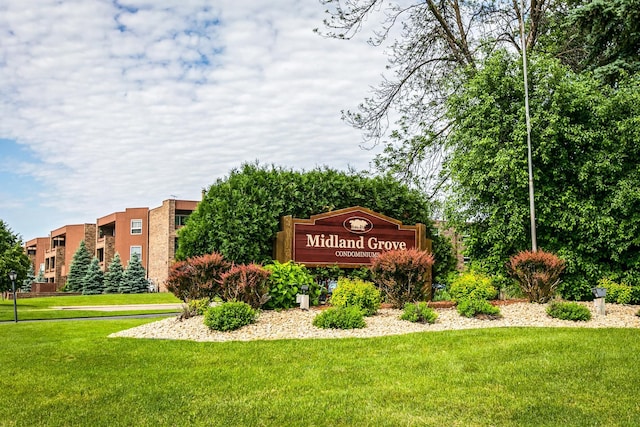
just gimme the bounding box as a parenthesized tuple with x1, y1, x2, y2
(131, 219, 142, 235)
(130, 246, 142, 260)
(175, 214, 189, 227)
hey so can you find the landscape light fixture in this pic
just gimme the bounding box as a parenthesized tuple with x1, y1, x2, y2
(9, 270, 18, 323)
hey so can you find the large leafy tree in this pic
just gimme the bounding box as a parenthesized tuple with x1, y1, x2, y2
(444, 51, 640, 299)
(65, 240, 92, 292)
(0, 219, 30, 294)
(177, 163, 456, 283)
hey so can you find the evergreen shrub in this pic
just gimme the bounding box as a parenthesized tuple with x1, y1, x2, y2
(546, 301, 591, 321)
(203, 301, 257, 332)
(449, 271, 497, 303)
(312, 306, 366, 329)
(330, 277, 381, 316)
(219, 264, 271, 309)
(166, 252, 231, 302)
(400, 302, 438, 324)
(371, 249, 435, 308)
(507, 250, 566, 303)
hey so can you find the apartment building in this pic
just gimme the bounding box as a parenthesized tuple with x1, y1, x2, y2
(96, 207, 150, 274)
(43, 224, 97, 286)
(148, 199, 198, 291)
(26, 199, 198, 291)
(25, 237, 50, 276)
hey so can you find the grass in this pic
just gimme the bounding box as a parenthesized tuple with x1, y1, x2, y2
(1, 320, 639, 426)
(0, 293, 181, 321)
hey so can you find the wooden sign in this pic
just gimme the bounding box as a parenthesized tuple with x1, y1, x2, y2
(275, 206, 430, 268)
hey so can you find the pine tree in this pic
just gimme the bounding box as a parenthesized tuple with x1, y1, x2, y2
(35, 266, 45, 283)
(103, 253, 124, 294)
(121, 253, 148, 294)
(82, 257, 104, 295)
(21, 264, 35, 292)
(65, 240, 92, 292)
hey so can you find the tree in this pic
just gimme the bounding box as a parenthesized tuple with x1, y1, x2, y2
(103, 253, 124, 294)
(82, 258, 105, 295)
(0, 219, 30, 294)
(122, 253, 148, 294)
(65, 240, 92, 292)
(21, 264, 35, 292)
(176, 163, 456, 284)
(317, 0, 557, 192)
(444, 51, 640, 299)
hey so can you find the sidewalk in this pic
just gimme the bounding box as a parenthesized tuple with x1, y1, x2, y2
(52, 303, 183, 312)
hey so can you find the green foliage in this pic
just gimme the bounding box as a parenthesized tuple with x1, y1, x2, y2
(188, 298, 212, 316)
(121, 253, 147, 294)
(329, 277, 381, 316)
(103, 253, 124, 294)
(0, 219, 30, 293)
(312, 306, 366, 329)
(166, 252, 231, 302)
(507, 250, 566, 303)
(598, 278, 633, 305)
(176, 163, 438, 265)
(82, 258, 104, 295)
(263, 261, 319, 309)
(546, 301, 592, 322)
(371, 248, 435, 308)
(456, 298, 501, 319)
(445, 51, 640, 300)
(65, 240, 92, 292)
(431, 233, 458, 287)
(21, 263, 35, 292)
(219, 264, 271, 309)
(203, 301, 257, 332)
(400, 302, 438, 324)
(449, 271, 497, 303)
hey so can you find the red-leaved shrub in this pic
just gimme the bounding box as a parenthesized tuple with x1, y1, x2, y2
(166, 252, 231, 302)
(370, 249, 435, 308)
(219, 264, 272, 309)
(507, 250, 566, 303)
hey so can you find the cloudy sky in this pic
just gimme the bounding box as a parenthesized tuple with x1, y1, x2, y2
(0, 0, 391, 241)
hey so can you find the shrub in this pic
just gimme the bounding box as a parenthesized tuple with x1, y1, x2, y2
(370, 249, 435, 308)
(330, 278, 381, 316)
(507, 250, 566, 303)
(166, 252, 231, 302)
(598, 278, 632, 305)
(219, 264, 272, 309)
(203, 301, 258, 332)
(546, 301, 591, 321)
(449, 271, 497, 303)
(264, 261, 319, 309)
(188, 298, 212, 316)
(312, 306, 366, 329)
(456, 298, 501, 318)
(400, 302, 438, 324)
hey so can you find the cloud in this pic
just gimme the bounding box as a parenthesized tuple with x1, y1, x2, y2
(0, 0, 389, 238)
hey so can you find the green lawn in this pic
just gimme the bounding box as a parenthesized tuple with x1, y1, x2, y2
(1, 320, 639, 426)
(0, 293, 181, 321)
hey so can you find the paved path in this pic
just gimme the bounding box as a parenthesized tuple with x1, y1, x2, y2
(52, 303, 183, 311)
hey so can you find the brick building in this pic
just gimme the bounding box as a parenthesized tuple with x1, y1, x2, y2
(25, 199, 198, 291)
(43, 224, 97, 287)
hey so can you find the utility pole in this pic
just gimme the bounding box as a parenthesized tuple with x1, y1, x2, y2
(519, 0, 538, 252)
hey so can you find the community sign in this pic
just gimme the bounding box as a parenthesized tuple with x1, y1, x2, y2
(275, 206, 431, 268)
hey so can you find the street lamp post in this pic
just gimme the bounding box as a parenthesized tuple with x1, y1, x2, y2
(9, 270, 18, 323)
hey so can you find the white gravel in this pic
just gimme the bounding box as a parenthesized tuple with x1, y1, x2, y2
(108, 302, 640, 342)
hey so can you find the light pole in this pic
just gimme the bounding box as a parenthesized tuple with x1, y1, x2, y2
(9, 270, 18, 323)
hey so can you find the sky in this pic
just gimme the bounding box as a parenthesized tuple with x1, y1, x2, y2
(0, 0, 391, 241)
